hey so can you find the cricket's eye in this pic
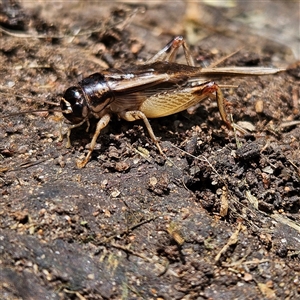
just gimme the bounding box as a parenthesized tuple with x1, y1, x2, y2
(61, 87, 86, 124)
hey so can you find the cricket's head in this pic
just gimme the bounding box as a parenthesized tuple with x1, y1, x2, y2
(61, 87, 88, 124)
(61, 73, 113, 124)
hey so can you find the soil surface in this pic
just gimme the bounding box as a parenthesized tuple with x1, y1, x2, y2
(0, 1, 300, 299)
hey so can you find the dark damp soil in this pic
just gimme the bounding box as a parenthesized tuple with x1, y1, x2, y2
(0, 1, 300, 299)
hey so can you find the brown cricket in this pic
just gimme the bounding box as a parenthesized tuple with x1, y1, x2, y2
(60, 36, 284, 168)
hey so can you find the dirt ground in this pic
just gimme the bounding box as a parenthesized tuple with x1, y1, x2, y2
(0, 1, 300, 299)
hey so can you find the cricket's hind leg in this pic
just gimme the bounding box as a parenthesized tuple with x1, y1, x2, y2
(146, 36, 195, 66)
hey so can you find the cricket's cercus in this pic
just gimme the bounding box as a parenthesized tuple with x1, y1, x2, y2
(60, 36, 284, 168)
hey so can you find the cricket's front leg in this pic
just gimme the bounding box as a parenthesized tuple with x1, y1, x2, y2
(119, 110, 164, 155)
(64, 118, 90, 148)
(77, 114, 111, 168)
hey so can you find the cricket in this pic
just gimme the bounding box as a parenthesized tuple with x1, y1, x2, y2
(60, 36, 284, 168)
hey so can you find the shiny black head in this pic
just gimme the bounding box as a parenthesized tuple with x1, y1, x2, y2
(61, 87, 88, 124)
